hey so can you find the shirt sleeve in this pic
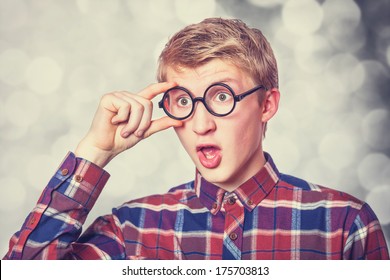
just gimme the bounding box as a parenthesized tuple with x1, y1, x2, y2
(343, 203, 389, 260)
(2, 152, 125, 260)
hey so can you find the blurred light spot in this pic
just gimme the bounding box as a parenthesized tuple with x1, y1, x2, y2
(322, 0, 364, 51)
(4, 90, 41, 127)
(324, 53, 365, 92)
(294, 35, 333, 74)
(248, 0, 284, 8)
(0, 177, 26, 211)
(274, 26, 300, 49)
(26, 57, 63, 95)
(154, 38, 169, 67)
(322, 0, 361, 29)
(175, 0, 216, 25)
(282, 0, 323, 36)
(337, 168, 365, 198)
(314, 76, 349, 113)
(270, 107, 298, 133)
(0, 147, 33, 177)
(361, 60, 388, 89)
(177, 143, 197, 174)
(147, 0, 176, 22)
(302, 158, 340, 188)
(327, 24, 365, 52)
(126, 0, 177, 32)
(26, 154, 58, 192)
(50, 134, 82, 160)
(104, 159, 136, 198)
(358, 153, 390, 191)
(266, 135, 300, 173)
(125, 140, 162, 178)
(318, 133, 356, 170)
(282, 80, 318, 117)
(0, 125, 28, 141)
(362, 109, 390, 150)
(0, 0, 28, 31)
(163, 161, 194, 189)
(366, 185, 390, 224)
(68, 65, 107, 98)
(354, 60, 389, 104)
(76, 0, 119, 17)
(64, 99, 95, 132)
(0, 49, 29, 86)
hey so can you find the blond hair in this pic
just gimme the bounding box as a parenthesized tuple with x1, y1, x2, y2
(157, 17, 278, 90)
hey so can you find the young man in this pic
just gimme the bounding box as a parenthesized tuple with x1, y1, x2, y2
(4, 18, 389, 260)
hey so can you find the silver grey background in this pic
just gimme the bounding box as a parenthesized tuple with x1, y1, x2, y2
(1, 0, 389, 254)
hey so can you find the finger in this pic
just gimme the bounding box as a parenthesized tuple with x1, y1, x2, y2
(143, 116, 183, 138)
(133, 97, 153, 137)
(119, 93, 153, 138)
(138, 82, 177, 100)
(100, 93, 131, 124)
(119, 99, 144, 138)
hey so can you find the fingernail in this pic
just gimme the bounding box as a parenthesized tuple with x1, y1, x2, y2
(122, 132, 130, 138)
(136, 130, 144, 137)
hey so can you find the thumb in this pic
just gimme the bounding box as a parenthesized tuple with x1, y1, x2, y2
(143, 116, 183, 138)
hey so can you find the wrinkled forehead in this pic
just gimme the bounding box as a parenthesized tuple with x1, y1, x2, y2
(163, 59, 255, 87)
(159, 58, 255, 84)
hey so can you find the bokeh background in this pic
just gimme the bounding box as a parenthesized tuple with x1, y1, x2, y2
(1, 0, 389, 255)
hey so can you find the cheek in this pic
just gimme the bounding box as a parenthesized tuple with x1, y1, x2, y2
(174, 126, 193, 152)
(223, 118, 262, 151)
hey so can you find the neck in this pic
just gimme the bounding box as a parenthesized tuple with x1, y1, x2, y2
(213, 150, 267, 192)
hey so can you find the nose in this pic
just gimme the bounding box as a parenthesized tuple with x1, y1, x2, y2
(191, 101, 216, 135)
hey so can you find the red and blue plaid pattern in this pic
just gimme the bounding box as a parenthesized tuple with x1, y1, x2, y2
(4, 152, 389, 259)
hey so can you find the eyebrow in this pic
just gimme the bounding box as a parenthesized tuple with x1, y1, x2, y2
(178, 80, 240, 98)
(212, 77, 240, 86)
(181, 78, 241, 95)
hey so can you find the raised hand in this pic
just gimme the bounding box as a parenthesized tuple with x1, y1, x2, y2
(75, 82, 182, 168)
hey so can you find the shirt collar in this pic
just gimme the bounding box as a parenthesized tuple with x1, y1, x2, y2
(194, 152, 280, 215)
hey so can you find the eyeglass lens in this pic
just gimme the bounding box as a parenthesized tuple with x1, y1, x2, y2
(162, 84, 235, 119)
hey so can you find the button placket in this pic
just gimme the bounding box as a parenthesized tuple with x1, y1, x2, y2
(222, 193, 244, 258)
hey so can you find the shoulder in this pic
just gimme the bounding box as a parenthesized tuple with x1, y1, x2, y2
(114, 181, 197, 213)
(277, 173, 365, 210)
(276, 174, 384, 233)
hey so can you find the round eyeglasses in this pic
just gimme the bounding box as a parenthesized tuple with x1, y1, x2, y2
(158, 83, 267, 120)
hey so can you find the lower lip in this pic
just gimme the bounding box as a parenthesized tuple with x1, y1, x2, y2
(197, 148, 222, 169)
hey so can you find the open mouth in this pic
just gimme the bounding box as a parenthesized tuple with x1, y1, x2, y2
(196, 145, 222, 169)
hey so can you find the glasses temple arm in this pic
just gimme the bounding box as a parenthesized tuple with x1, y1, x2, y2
(235, 85, 267, 101)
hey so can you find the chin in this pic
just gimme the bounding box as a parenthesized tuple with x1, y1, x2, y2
(197, 165, 235, 186)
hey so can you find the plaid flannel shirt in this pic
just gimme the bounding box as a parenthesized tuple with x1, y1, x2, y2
(4, 152, 389, 259)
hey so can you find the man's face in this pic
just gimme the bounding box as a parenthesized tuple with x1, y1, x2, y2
(165, 59, 267, 191)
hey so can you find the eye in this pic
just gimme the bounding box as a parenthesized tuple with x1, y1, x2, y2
(215, 92, 232, 102)
(177, 96, 192, 107)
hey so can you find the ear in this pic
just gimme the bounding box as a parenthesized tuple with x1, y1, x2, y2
(261, 88, 280, 122)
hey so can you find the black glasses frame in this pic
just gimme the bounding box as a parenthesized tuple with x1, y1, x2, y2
(158, 82, 267, 120)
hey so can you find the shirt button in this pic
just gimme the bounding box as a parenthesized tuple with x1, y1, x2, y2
(75, 175, 83, 182)
(61, 168, 69, 176)
(212, 203, 218, 209)
(229, 232, 238, 241)
(227, 197, 236, 205)
(30, 216, 36, 225)
(248, 199, 253, 205)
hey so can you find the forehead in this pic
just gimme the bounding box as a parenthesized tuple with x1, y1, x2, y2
(165, 59, 253, 90)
